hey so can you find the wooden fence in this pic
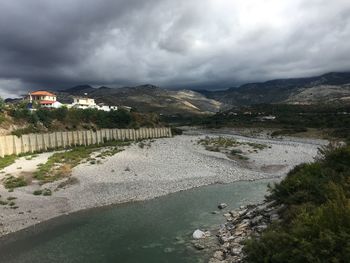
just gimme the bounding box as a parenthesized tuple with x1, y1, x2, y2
(0, 127, 172, 157)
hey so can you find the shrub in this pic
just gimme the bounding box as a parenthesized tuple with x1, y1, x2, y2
(244, 145, 350, 262)
(42, 188, 52, 196)
(8, 201, 16, 206)
(33, 190, 43, 195)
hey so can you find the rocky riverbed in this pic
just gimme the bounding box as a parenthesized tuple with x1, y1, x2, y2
(0, 132, 325, 237)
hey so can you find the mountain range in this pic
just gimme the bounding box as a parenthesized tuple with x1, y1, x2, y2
(57, 84, 222, 116)
(58, 72, 350, 115)
(197, 72, 350, 107)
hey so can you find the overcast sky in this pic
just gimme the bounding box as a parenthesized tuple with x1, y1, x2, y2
(0, 0, 350, 98)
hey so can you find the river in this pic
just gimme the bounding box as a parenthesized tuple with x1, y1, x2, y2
(0, 179, 276, 263)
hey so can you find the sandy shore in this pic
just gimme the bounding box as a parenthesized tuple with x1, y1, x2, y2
(0, 132, 326, 237)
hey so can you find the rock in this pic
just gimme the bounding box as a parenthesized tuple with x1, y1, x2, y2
(213, 250, 225, 260)
(220, 235, 235, 243)
(229, 210, 239, 218)
(163, 247, 175, 253)
(192, 229, 206, 239)
(223, 213, 232, 221)
(238, 209, 248, 216)
(225, 222, 235, 230)
(270, 214, 280, 222)
(256, 224, 268, 232)
(209, 258, 223, 263)
(230, 246, 243, 256)
(218, 203, 228, 209)
(250, 215, 263, 226)
(193, 242, 206, 250)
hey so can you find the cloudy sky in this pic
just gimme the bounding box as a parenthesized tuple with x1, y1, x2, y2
(0, 0, 350, 97)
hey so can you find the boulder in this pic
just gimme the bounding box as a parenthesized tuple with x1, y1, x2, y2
(213, 250, 225, 260)
(193, 242, 205, 250)
(250, 215, 263, 226)
(192, 229, 206, 239)
(270, 214, 280, 222)
(218, 203, 228, 209)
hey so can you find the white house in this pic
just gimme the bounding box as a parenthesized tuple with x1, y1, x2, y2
(27, 91, 57, 103)
(70, 97, 118, 112)
(25, 90, 63, 109)
(71, 97, 97, 109)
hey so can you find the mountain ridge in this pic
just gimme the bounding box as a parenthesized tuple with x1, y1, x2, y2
(196, 71, 350, 106)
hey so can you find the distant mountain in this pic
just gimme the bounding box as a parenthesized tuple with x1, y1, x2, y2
(198, 72, 350, 106)
(58, 72, 350, 115)
(59, 84, 222, 116)
(59, 85, 95, 95)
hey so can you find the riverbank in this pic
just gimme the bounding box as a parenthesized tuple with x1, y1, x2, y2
(197, 200, 282, 262)
(0, 132, 325, 237)
(203, 143, 350, 263)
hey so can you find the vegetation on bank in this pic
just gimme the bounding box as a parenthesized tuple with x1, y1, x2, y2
(244, 145, 350, 262)
(1, 99, 162, 136)
(34, 140, 130, 184)
(198, 136, 267, 161)
(162, 104, 350, 141)
(3, 175, 27, 189)
(0, 155, 17, 170)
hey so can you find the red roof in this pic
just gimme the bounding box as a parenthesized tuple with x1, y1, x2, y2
(30, 91, 56, 96)
(39, 100, 55, 104)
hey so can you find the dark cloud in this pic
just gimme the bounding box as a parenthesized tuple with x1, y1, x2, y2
(0, 0, 350, 97)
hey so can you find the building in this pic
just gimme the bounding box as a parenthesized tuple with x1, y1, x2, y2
(96, 104, 118, 112)
(26, 91, 62, 109)
(41, 101, 63, 109)
(27, 91, 56, 103)
(70, 97, 118, 112)
(71, 97, 97, 109)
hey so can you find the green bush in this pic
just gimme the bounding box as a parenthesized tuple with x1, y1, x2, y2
(33, 190, 43, 195)
(244, 145, 350, 262)
(42, 188, 52, 196)
(0, 97, 4, 111)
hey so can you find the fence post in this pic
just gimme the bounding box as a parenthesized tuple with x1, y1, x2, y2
(0, 136, 4, 157)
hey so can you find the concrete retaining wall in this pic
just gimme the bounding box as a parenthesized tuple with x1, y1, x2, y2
(0, 127, 172, 157)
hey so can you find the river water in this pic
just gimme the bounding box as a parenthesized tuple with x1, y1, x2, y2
(0, 179, 276, 263)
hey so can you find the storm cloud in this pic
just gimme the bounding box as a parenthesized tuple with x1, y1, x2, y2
(1, 0, 350, 97)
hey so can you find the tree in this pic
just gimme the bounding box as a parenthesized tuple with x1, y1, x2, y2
(0, 96, 4, 111)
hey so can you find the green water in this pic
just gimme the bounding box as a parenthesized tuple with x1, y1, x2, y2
(0, 179, 275, 263)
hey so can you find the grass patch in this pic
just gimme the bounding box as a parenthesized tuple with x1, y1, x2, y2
(8, 201, 16, 206)
(246, 142, 267, 150)
(3, 176, 27, 189)
(230, 149, 243, 155)
(33, 141, 129, 184)
(0, 155, 17, 170)
(198, 136, 264, 161)
(0, 200, 8, 205)
(198, 136, 238, 148)
(33, 188, 52, 196)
